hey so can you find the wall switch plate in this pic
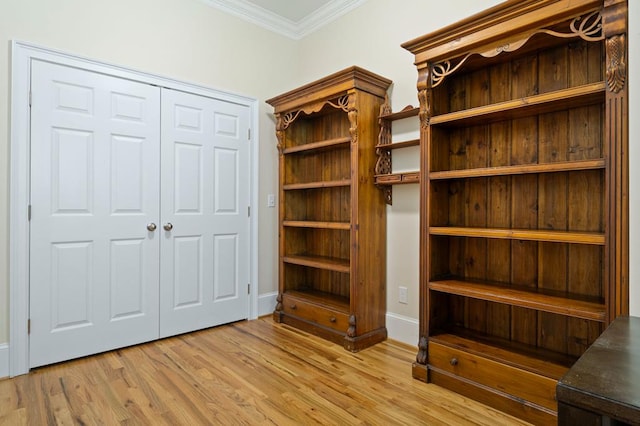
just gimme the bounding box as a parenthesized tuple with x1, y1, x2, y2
(267, 194, 276, 208)
(399, 286, 408, 304)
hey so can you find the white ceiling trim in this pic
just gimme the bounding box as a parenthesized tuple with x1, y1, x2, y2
(200, 0, 367, 40)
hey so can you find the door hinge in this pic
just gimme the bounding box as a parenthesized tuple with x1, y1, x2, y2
(28, 319, 31, 334)
(248, 128, 251, 140)
(28, 204, 31, 221)
(248, 206, 250, 217)
(28, 90, 32, 107)
(248, 283, 251, 294)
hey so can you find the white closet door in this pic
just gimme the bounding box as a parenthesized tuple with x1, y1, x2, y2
(160, 88, 250, 337)
(29, 60, 161, 368)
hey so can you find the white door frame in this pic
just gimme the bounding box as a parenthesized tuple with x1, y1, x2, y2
(9, 40, 260, 377)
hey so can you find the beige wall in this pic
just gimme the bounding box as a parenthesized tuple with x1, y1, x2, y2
(0, 0, 294, 344)
(1, 0, 638, 348)
(295, 0, 505, 320)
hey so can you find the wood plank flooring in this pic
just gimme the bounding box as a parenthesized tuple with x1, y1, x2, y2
(0, 318, 531, 425)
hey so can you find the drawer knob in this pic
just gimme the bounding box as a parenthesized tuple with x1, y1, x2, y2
(329, 316, 337, 323)
(290, 304, 297, 310)
(450, 357, 458, 366)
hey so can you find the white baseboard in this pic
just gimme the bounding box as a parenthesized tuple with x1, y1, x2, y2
(256, 295, 418, 347)
(258, 291, 278, 317)
(386, 312, 419, 347)
(0, 343, 9, 379)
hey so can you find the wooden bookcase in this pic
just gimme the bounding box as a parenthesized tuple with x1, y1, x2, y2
(402, 0, 628, 424)
(266, 67, 391, 351)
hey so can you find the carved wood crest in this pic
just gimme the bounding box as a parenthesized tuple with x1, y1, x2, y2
(431, 10, 605, 88)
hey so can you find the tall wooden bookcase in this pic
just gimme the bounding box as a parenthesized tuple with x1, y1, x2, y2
(402, 0, 628, 424)
(266, 67, 391, 351)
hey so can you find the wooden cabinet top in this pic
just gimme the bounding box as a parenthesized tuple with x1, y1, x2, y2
(557, 316, 640, 424)
(402, 0, 605, 64)
(265, 66, 391, 113)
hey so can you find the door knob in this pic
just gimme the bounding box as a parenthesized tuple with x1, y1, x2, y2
(147, 223, 157, 231)
(163, 223, 173, 231)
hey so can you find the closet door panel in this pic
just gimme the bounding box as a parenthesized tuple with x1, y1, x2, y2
(29, 60, 161, 368)
(160, 89, 250, 337)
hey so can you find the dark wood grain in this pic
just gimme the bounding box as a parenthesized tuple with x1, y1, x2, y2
(557, 316, 640, 425)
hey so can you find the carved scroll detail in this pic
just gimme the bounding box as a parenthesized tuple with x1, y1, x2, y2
(280, 95, 351, 130)
(347, 93, 358, 145)
(374, 96, 393, 205)
(328, 95, 350, 112)
(416, 336, 428, 365)
(374, 96, 392, 176)
(542, 11, 604, 42)
(281, 110, 302, 130)
(606, 34, 626, 93)
(374, 151, 391, 176)
(432, 54, 473, 88)
(378, 95, 393, 127)
(432, 11, 604, 87)
(347, 315, 357, 338)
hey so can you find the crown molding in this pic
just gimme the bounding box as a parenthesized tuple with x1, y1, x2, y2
(200, 0, 367, 40)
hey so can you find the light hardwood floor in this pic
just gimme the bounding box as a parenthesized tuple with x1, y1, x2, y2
(0, 318, 531, 425)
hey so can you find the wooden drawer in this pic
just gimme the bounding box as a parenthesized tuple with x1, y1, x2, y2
(282, 294, 349, 333)
(429, 342, 558, 412)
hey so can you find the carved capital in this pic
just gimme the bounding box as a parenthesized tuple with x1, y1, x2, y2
(606, 34, 626, 93)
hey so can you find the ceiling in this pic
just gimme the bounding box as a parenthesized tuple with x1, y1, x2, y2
(201, 0, 367, 39)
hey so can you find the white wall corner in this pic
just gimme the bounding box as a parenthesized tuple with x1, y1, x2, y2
(258, 291, 278, 317)
(386, 312, 419, 347)
(199, 0, 367, 40)
(0, 344, 9, 379)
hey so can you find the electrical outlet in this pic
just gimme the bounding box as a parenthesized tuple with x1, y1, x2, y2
(267, 194, 276, 208)
(398, 286, 408, 304)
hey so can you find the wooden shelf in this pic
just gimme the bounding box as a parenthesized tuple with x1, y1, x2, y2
(375, 172, 419, 185)
(283, 136, 350, 154)
(283, 220, 350, 230)
(430, 82, 605, 126)
(285, 289, 350, 313)
(430, 332, 574, 379)
(283, 180, 351, 190)
(429, 279, 606, 322)
(430, 159, 605, 180)
(283, 254, 350, 273)
(379, 105, 419, 121)
(430, 227, 605, 245)
(375, 139, 420, 150)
